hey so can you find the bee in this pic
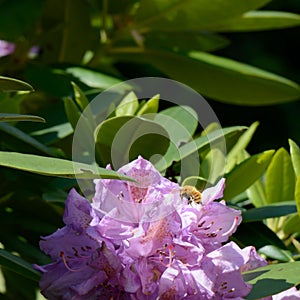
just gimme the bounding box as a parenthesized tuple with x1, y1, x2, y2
(180, 185, 202, 204)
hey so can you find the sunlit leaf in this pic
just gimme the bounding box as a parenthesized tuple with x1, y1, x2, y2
(137, 94, 160, 115)
(258, 245, 293, 262)
(0, 151, 133, 180)
(243, 262, 300, 299)
(224, 150, 274, 200)
(115, 91, 139, 116)
(247, 177, 266, 207)
(265, 148, 295, 204)
(289, 139, 300, 178)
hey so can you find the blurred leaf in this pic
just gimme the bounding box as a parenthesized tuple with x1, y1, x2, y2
(137, 94, 160, 115)
(243, 262, 300, 299)
(289, 139, 300, 178)
(0, 122, 59, 156)
(224, 150, 274, 200)
(144, 31, 230, 52)
(0, 0, 45, 39)
(226, 121, 259, 172)
(135, 0, 271, 31)
(0, 113, 45, 123)
(258, 245, 293, 262)
(209, 11, 300, 32)
(65, 67, 123, 89)
(95, 116, 170, 168)
(247, 177, 266, 207)
(0, 151, 133, 180)
(124, 50, 300, 105)
(0, 76, 34, 92)
(265, 148, 295, 204)
(242, 202, 297, 222)
(283, 213, 300, 236)
(0, 249, 40, 282)
(58, 0, 93, 63)
(63, 97, 81, 130)
(115, 91, 139, 116)
(295, 177, 300, 217)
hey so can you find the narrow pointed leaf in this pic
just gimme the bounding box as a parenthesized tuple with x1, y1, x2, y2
(224, 150, 274, 200)
(115, 91, 139, 116)
(0, 151, 133, 180)
(209, 11, 300, 32)
(0, 76, 34, 92)
(0, 113, 45, 123)
(137, 94, 160, 115)
(289, 139, 300, 177)
(0, 249, 40, 282)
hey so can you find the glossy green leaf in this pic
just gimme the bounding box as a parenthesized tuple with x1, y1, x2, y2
(0, 113, 45, 123)
(116, 91, 139, 116)
(0, 249, 40, 282)
(258, 245, 293, 262)
(129, 50, 300, 105)
(289, 139, 300, 178)
(208, 11, 300, 32)
(137, 94, 160, 115)
(226, 121, 259, 172)
(243, 262, 300, 299)
(135, 0, 271, 31)
(71, 81, 90, 112)
(0, 151, 133, 180)
(0, 76, 34, 92)
(265, 148, 295, 204)
(94, 116, 170, 168)
(242, 202, 297, 222)
(224, 150, 274, 200)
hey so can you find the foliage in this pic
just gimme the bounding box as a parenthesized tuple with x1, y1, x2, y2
(0, 0, 300, 298)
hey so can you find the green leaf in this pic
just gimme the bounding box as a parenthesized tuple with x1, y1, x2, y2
(283, 213, 300, 236)
(243, 262, 300, 299)
(63, 97, 82, 130)
(0, 0, 45, 39)
(95, 116, 170, 168)
(0, 151, 133, 180)
(224, 150, 274, 200)
(226, 121, 259, 172)
(65, 67, 123, 89)
(126, 50, 300, 105)
(135, 0, 271, 31)
(247, 177, 267, 207)
(115, 92, 139, 116)
(295, 177, 300, 217)
(234, 221, 287, 250)
(208, 11, 300, 32)
(0, 123, 59, 157)
(242, 202, 297, 222)
(71, 81, 90, 112)
(0, 113, 45, 123)
(137, 94, 160, 115)
(58, 0, 93, 63)
(258, 245, 293, 262)
(0, 249, 40, 282)
(265, 148, 295, 204)
(0, 76, 34, 92)
(144, 31, 230, 52)
(289, 139, 300, 178)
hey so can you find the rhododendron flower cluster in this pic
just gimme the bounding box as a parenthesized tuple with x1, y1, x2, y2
(35, 157, 300, 299)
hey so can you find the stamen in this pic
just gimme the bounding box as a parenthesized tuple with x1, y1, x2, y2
(221, 216, 239, 237)
(60, 252, 85, 272)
